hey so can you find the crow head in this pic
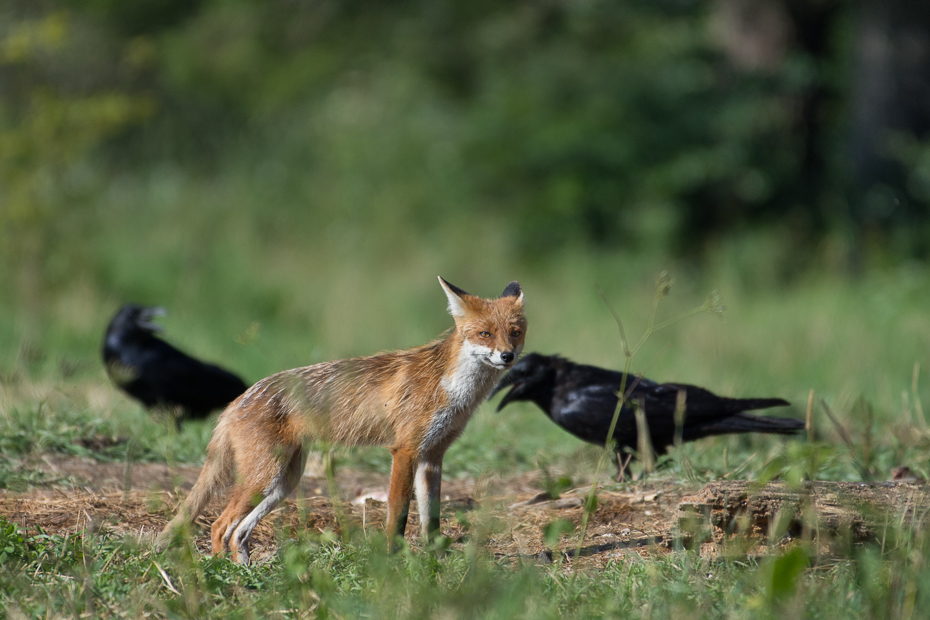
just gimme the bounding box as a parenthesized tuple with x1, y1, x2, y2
(107, 304, 167, 338)
(488, 352, 557, 411)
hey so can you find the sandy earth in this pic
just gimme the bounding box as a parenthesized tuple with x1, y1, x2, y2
(0, 453, 697, 568)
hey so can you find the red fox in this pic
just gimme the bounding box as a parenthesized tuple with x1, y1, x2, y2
(156, 277, 526, 563)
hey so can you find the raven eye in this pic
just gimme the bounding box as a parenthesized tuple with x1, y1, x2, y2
(479, 331, 491, 338)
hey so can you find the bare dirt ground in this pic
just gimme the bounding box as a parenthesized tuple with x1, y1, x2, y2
(0, 454, 694, 569)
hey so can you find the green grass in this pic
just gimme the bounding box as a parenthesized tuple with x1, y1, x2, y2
(2, 516, 930, 619)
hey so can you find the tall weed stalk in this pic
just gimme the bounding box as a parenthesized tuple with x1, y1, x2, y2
(571, 272, 724, 571)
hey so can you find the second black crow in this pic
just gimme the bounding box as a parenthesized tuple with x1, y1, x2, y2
(490, 353, 802, 474)
(102, 304, 248, 426)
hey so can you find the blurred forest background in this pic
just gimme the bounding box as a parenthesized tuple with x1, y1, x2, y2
(2, 0, 930, 404)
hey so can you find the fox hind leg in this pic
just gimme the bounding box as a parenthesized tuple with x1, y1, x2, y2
(231, 446, 305, 564)
(211, 487, 250, 555)
(211, 445, 304, 564)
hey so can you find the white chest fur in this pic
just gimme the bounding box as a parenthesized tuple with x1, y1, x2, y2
(419, 340, 504, 454)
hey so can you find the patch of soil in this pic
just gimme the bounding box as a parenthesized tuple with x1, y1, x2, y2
(0, 456, 695, 569)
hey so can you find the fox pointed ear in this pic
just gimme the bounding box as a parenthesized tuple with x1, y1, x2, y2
(438, 276, 470, 317)
(500, 281, 523, 303)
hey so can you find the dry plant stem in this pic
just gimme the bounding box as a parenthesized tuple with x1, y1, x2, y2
(721, 453, 757, 479)
(673, 388, 694, 480)
(806, 389, 815, 443)
(616, 452, 633, 481)
(805, 389, 816, 483)
(634, 397, 655, 475)
(820, 400, 854, 450)
(122, 439, 135, 502)
(913, 362, 927, 429)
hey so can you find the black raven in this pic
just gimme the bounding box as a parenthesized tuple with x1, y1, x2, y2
(490, 353, 802, 473)
(102, 304, 248, 426)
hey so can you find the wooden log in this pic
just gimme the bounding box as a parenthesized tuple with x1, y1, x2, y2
(677, 480, 930, 548)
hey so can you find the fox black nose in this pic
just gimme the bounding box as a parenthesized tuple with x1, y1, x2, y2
(500, 351, 515, 364)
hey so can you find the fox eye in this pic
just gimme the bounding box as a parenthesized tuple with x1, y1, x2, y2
(510, 329, 521, 338)
(479, 331, 492, 338)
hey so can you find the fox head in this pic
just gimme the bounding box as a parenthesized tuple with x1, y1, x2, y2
(438, 277, 527, 370)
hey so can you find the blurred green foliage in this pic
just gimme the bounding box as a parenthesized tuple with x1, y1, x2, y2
(0, 0, 928, 397)
(2, 0, 925, 287)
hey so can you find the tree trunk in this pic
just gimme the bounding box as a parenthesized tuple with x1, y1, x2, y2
(847, 0, 930, 258)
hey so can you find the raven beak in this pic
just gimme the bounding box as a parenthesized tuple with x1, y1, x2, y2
(494, 381, 525, 412)
(139, 306, 167, 332)
(488, 370, 516, 400)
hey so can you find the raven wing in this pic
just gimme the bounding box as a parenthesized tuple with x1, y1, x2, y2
(136, 341, 247, 416)
(549, 384, 638, 448)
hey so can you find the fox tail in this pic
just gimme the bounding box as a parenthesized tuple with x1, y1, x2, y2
(154, 420, 235, 550)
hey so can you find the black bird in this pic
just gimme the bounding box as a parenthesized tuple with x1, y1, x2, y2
(102, 304, 248, 426)
(490, 353, 802, 474)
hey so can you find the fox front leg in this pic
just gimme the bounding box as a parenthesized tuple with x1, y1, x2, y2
(414, 457, 443, 543)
